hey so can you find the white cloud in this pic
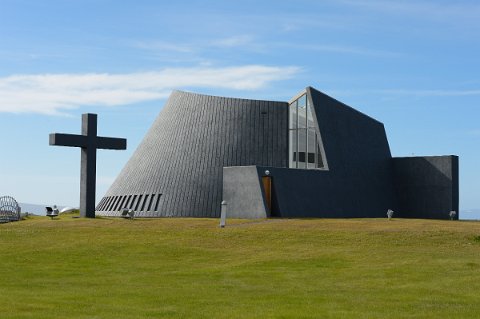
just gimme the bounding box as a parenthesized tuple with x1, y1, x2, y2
(0, 65, 299, 115)
(468, 129, 480, 137)
(211, 35, 254, 48)
(339, 0, 480, 26)
(135, 36, 398, 58)
(134, 41, 194, 53)
(134, 35, 262, 56)
(375, 89, 480, 97)
(325, 88, 480, 98)
(282, 43, 402, 58)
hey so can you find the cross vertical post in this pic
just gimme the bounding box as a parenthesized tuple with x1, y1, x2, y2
(81, 114, 97, 218)
(49, 113, 127, 218)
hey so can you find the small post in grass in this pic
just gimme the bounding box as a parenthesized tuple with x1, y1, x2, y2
(220, 201, 227, 228)
(387, 209, 394, 221)
(121, 208, 135, 220)
(449, 210, 457, 220)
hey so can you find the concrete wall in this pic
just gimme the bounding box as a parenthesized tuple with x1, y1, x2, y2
(221, 85, 399, 219)
(304, 88, 397, 217)
(222, 166, 267, 219)
(392, 156, 459, 219)
(223, 159, 459, 219)
(98, 87, 458, 220)
(96, 90, 288, 217)
(253, 166, 392, 218)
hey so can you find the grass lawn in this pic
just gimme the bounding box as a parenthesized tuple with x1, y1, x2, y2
(1, 216, 480, 318)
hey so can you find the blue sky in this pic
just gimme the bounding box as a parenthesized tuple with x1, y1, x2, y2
(0, 0, 479, 215)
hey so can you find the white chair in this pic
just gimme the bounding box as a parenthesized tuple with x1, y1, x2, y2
(46, 206, 59, 219)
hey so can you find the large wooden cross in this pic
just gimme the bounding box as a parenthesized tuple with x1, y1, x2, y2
(49, 113, 127, 218)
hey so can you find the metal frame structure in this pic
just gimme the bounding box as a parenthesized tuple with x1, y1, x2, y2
(0, 196, 21, 222)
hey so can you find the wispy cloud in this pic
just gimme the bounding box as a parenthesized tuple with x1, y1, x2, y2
(326, 87, 480, 98)
(278, 43, 402, 58)
(211, 35, 254, 48)
(468, 129, 480, 137)
(375, 89, 480, 97)
(0, 65, 300, 115)
(134, 41, 194, 53)
(339, 0, 480, 26)
(136, 36, 401, 59)
(134, 35, 261, 55)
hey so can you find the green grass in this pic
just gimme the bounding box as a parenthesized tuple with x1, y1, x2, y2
(1, 216, 480, 318)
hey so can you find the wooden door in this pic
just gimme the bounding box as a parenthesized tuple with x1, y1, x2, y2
(262, 176, 272, 214)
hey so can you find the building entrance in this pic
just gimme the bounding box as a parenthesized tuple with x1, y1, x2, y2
(262, 176, 272, 215)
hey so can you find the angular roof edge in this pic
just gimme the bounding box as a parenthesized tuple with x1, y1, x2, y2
(307, 86, 385, 126)
(170, 88, 386, 127)
(171, 89, 288, 105)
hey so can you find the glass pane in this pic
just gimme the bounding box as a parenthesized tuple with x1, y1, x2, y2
(289, 100, 297, 129)
(289, 129, 297, 168)
(297, 95, 307, 128)
(297, 128, 307, 169)
(316, 134, 324, 168)
(306, 95, 315, 129)
(307, 128, 316, 169)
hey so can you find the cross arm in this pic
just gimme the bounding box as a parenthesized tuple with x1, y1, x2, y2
(96, 136, 127, 150)
(49, 133, 88, 148)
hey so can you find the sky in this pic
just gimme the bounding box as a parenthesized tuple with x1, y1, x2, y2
(0, 0, 479, 216)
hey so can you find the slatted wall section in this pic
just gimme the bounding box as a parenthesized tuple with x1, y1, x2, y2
(96, 91, 288, 217)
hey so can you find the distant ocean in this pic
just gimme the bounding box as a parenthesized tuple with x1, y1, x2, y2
(19, 203, 67, 215)
(460, 209, 480, 220)
(18, 202, 480, 220)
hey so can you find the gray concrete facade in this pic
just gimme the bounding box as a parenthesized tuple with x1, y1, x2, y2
(392, 156, 459, 219)
(96, 87, 459, 220)
(222, 166, 268, 219)
(222, 86, 398, 218)
(96, 91, 288, 217)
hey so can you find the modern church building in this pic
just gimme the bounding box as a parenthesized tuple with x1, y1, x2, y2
(96, 87, 459, 220)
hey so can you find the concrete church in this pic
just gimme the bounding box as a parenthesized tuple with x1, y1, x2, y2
(95, 87, 459, 220)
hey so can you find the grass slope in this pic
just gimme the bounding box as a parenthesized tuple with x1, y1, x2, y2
(1, 216, 480, 318)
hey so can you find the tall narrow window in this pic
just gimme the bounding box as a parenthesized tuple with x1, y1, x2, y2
(146, 194, 154, 211)
(289, 100, 297, 129)
(297, 95, 307, 129)
(125, 195, 133, 209)
(135, 195, 143, 211)
(113, 196, 121, 211)
(154, 194, 162, 212)
(289, 129, 297, 168)
(106, 197, 116, 211)
(141, 194, 149, 211)
(307, 128, 316, 169)
(297, 128, 307, 169)
(306, 97, 315, 129)
(317, 143, 324, 168)
(119, 196, 127, 210)
(97, 197, 107, 211)
(288, 100, 297, 168)
(288, 92, 327, 170)
(131, 195, 138, 209)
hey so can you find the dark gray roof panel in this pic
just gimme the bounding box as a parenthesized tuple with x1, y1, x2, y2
(306, 87, 397, 216)
(97, 90, 288, 217)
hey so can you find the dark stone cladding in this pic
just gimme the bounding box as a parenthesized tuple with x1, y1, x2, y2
(96, 90, 288, 217)
(392, 155, 459, 219)
(250, 88, 397, 218)
(310, 87, 397, 216)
